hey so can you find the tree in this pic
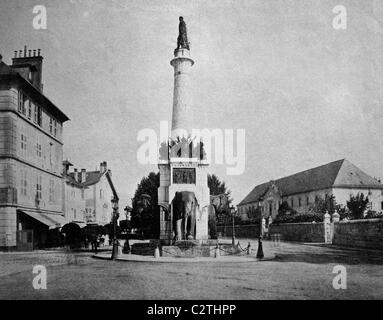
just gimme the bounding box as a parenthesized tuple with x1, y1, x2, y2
(246, 206, 261, 224)
(346, 193, 369, 220)
(273, 201, 297, 224)
(308, 195, 337, 215)
(208, 174, 232, 224)
(131, 172, 160, 238)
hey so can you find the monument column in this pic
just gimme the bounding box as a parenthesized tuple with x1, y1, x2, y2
(170, 17, 195, 139)
(158, 17, 210, 244)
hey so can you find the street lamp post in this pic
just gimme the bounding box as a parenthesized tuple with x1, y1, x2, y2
(124, 206, 132, 254)
(230, 206, 236, 246)
(111, 197, 119, 260)
(256, 207, 264, 259)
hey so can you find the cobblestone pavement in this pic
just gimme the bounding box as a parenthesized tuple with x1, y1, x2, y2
(1, 240, 383, 300)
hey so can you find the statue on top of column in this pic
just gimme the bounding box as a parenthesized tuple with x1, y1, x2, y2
(176, 16, 190, 51)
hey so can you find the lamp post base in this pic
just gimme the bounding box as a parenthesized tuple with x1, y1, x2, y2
(111, 239, 120, 260)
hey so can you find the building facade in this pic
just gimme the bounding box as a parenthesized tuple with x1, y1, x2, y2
(62, 161, 86, 227)
(66, 161, 116, 227)
(238, 159, 383, 222)
(0, 48, 69, 250)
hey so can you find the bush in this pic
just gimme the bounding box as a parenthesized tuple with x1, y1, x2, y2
(364, 210, 383, 219)
(273, 211, 324, 224)
(273, 201, 324, 224)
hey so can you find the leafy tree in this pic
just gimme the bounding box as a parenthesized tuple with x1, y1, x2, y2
(131, 172, 160, 238)
(246, 206, 262, 224)
(208, 174, 232, 223)
(346, 193, 369, 220)
(273, 201, 297, 224)
(308, 195, 337, 215)
(275, 200, 325, 224)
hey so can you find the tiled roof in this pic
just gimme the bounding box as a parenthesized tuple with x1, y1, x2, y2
(67, 171, 104, 187)
(238, 159, 382, 206)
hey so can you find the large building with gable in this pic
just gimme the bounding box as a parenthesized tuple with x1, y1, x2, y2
(0, 48, 69, 250)
(237, 159, 383, 221)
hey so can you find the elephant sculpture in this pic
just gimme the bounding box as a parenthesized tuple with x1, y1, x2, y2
(208, 194, 228, 239)
(172, 191, 198, 241)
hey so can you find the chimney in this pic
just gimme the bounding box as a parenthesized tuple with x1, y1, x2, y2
(81, 169, 86, 183)
(100, 161, 108, 174)
(62, 160, 73, 177)
(12, 46, 44, 92)
(74, 168, 79, 182)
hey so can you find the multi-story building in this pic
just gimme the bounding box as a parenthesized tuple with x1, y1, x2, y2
(62, 160, 86, 227)
(238, 159, 383, 221)
(66, 161, 117, 227)
(0, 47, 69, 250)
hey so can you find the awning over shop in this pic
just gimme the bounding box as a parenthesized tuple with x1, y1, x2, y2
(19, 210, 66, 230)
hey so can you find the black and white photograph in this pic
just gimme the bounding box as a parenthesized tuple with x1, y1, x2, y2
(0, 0, 383, 308)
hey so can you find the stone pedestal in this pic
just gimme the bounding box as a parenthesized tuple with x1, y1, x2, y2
(158, 158, 210, 243)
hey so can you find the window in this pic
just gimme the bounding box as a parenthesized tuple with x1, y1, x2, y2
(18, 91, 27, 114)
(381, 201, 383, 210)
(100, 189, 103, 200)
(33, 104, 38, 123)
(49, 179, 54, 202)
(298, 198, 302, 207)
(54, 120, 57, 137)
(37, 106, 42, 126)
(20, 170, 27, 197)
(36, 143, 42, 157)
(36, 175, 42, 201)
(28, 100, 32, 119)
(49, 117, 53, 134)
(291, 199, 294, 208)
(20, 134, 27, 151)
(306, 196, 310, 206)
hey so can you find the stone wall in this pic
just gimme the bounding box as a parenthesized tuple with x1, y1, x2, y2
(217, 224, 261, 239)
(269, 222, 326, 243)
(217, 218, 383, 250)
(333, 218, 383, 250)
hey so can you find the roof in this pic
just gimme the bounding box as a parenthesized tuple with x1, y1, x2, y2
(0, 60, 70, 122)
(66, 169, 119, 200)
(238, 159, 382, 206)
(67, 170, 111, 187)
(0, 61, 17, 75)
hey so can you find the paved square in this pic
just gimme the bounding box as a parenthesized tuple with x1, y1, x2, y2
(1, 240, 383, 300)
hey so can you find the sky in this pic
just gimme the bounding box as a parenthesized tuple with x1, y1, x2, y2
(1, 0, 383, 207)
